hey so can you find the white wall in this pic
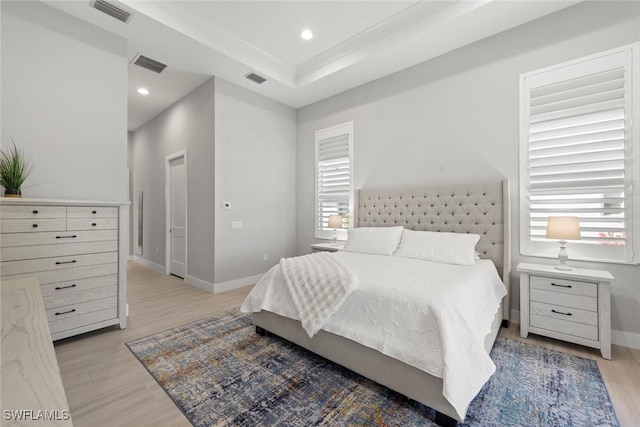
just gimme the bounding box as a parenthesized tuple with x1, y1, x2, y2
(214, 78, 297, 285)
(131, 79, 216, 285)
(131, 77, 296, 291)
(296, 1, 640, 342)
(1, 1, 128, 202)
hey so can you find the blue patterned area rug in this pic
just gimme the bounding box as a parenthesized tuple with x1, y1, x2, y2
(126, 310, 618, 426)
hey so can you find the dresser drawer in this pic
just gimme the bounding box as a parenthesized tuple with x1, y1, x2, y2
(0, 240, 118, 262)
(67, 206, 118, 218)
(0, 229, 118, 248)
(46, 296, 117, 322)
(3, 263, 118, 285)
(1, 219, 67, 233)
(1, 252, 118, 276)
(43, 285, 117, 309)
(0, 205, 66, 219)
(40, 274, 118, 298)
(47, 298, 118, 335)
(67, 218, 118, 231)
(530, 275, 597, 297)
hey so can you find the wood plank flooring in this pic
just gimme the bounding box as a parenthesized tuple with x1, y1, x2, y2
(55, 261, 640, 427)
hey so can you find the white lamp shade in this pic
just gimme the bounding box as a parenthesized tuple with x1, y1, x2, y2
(546, 216, 581, 240)
(328, 214, 343, 229)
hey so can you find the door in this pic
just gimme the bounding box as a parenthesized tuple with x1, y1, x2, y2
(169, 156, 186, 278)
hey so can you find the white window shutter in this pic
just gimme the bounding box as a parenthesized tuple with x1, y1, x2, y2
(315, 122, 353, 239)
(521, 44, 639, 263)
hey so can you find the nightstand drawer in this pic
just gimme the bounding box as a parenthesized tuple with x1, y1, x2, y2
(530, 275, 597, 297)
(530, 289, 597, 312)
(531, 313, 598, 341)
(530, 301, 598, 327)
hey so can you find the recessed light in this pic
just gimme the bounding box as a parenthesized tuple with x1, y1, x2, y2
(137, 87, 149, 95)
(301, 29, 313, 41)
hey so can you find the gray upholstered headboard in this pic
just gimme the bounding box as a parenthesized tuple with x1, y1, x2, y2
(355, 181, 511, 320)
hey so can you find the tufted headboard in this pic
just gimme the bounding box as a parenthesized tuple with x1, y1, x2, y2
(355, 181, 511, 320)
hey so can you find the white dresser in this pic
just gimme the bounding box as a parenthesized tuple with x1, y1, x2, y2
(0, 198, 128, 340)
(517, 262, 614, 359)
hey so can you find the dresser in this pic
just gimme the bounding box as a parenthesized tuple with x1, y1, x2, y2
(0, 198, 128, 340)
(517, 262, 614, 359)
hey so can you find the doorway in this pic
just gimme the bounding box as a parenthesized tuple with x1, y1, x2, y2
(165, 150, 187, 279)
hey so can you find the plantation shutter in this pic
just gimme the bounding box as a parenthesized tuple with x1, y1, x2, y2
(315, 123, 353, 237)
(522, 46, 638, 262)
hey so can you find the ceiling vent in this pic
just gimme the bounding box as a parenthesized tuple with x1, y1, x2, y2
(131, 53, 167, 74)
(90, 0, 132, 23)
(244, 72, 267, 85)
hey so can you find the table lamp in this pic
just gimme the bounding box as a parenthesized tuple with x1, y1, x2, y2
(546, 216, 581, 270)
(328, 214, 343, 246)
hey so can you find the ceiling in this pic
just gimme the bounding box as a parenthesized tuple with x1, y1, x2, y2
(44, 1, 580, 131)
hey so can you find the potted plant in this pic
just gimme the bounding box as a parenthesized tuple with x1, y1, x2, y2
(0, 142, 32, 198)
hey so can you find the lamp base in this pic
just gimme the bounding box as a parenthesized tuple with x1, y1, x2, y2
(555, 240, 572, 270)
(554, 264, 572, 271)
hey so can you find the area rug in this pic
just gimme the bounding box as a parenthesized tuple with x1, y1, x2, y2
(126, 310, 619, 426)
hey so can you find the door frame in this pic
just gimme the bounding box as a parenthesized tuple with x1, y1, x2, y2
(165, 149, 188, 278)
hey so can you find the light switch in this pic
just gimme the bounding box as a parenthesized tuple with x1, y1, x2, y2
(231, 221, 243, 229)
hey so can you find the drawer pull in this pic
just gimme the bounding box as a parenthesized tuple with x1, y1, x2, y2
(32, 223, 38, 228)
(55, 309, 76, 316)
(32, 210, 38, 214)
(55, 260, 77, 265)
(56, 235, 77, 239)
(551, 282, 572, 289)
(92, 223, 97, 227)
(92, 210, 97, 214)
(551, 309, 573, 316)
(55, 284, 77, 290)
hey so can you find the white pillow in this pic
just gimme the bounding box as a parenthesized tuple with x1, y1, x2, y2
(394, 229, 481, 266)
(342, 226, 404, 255)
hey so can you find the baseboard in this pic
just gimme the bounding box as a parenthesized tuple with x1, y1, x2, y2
(509, 309, 640, 350)
(214, 274, 262, 294)
(186, 275, 215, 293)
(131, 256, 165, 274)
(611, 330, 640, 350)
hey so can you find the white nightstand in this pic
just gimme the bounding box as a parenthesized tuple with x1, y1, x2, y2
(310, 242, 344, 252)
(517, 262, 615, 359)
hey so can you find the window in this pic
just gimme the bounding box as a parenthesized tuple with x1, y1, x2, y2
(315, 122, 354, 240)
(520, 44, 640, 264)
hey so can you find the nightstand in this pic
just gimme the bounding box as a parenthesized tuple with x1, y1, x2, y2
(517, 262, 615, 359)
(310, 242, 344, 252)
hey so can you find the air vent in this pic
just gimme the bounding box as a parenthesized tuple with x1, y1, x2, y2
(244, 72, 267, 85)
(131, 54, 167, 74)
(90, 0, 132, 23)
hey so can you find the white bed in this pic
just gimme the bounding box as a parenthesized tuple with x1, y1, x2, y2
(242, 181, 511, 426)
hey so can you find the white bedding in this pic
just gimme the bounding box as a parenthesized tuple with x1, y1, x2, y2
(241, 251, 507, 420)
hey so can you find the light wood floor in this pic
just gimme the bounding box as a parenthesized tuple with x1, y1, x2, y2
(55, 261, 640, 427)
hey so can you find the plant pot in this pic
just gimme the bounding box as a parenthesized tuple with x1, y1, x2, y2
(4, 188, 22, 198)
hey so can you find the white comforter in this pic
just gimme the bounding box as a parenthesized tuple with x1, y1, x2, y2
(241, 251, 507, 420)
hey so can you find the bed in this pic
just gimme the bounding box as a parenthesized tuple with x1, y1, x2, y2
(242, 181, 511, 426)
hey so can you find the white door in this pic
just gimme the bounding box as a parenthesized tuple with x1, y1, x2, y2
(169, 156, 186, 278)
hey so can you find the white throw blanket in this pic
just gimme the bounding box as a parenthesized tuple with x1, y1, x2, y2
(278, 252, 357, 337)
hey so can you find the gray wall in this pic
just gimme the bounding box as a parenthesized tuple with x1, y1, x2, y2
(1, 1, 128, 201)
(131, 77, 296, 288)
(214, 78, 297, 283)
(131, 79, 216, 285)
(296, 1, 640, 337)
